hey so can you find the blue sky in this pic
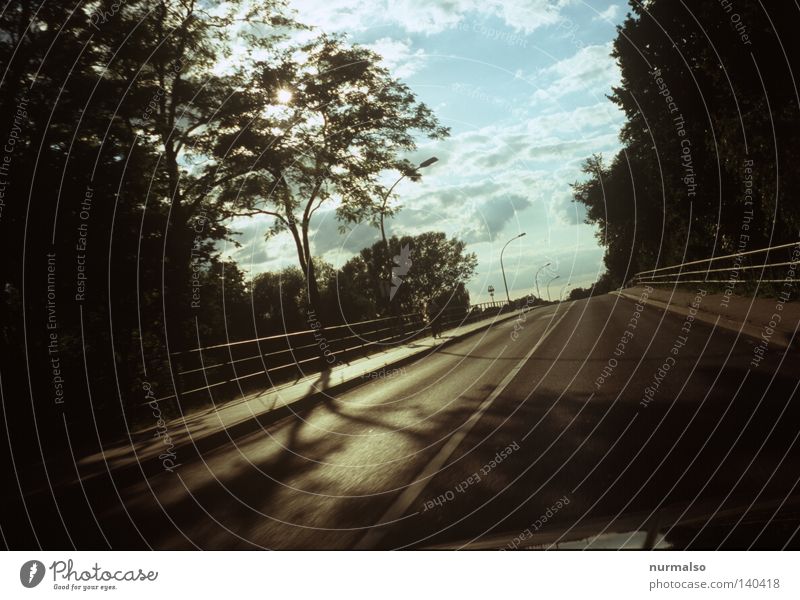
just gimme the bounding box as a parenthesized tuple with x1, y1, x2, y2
(227, 0, 628, 302)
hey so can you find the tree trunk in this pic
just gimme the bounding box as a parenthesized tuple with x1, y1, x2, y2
(162, 200, 197, 408)
(293, 221, 329, 369)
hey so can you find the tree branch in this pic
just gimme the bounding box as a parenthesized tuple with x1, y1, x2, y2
(229, 208, 290, 227)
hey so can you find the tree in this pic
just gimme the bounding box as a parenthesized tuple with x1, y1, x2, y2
(0, 1, 182, 440)
(571, 153, 645, 284)
(573, 1, 800, 286)
(0, 0, 299, 435)
(115, 0, 297, 355)
(336, 232, 477, 317)
(224, 34, 449, 322)
(251, 267, 309, 334)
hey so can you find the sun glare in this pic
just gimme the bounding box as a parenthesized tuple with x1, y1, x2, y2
(276, 88, 293, 104)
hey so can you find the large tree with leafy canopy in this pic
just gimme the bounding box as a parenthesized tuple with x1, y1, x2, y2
(573, 1, 800, 286)
(0, 0, 301, 435)
(336, 232, 477, 320)
(114, 0, 299, 355)
(223, 34, 450, 321)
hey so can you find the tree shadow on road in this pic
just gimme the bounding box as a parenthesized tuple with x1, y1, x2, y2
(107, 365, 495, 548)
(379, 353, 800, 549)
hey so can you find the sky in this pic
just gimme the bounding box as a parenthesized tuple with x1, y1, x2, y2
(225, 0, 628, 303)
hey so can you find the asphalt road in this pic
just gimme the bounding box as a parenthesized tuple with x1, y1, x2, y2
(10, 293, 800, 549)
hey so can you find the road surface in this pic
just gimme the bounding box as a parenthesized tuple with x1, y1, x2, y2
(9, 293, 800, 549)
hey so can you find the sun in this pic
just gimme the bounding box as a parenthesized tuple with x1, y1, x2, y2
(276, 88, 293, 104)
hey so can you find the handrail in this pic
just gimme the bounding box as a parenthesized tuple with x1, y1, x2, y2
(642, 260, 800, 280)
(640, 279, 796, 284)
(633, 241, 800, 278)
(150, 301, 510, 405)
(171, 302, 500, 357)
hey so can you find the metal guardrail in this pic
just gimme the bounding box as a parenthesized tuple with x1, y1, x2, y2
(152, 301, 510, 405)
(631, 242, 800, 286)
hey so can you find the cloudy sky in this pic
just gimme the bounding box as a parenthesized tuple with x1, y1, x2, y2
(226, 0, 627, 302)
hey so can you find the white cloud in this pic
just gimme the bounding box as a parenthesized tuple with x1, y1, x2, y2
(462, 194, 533, 242)
(311, 211, 383, 259)
(223, 217, 296, 275)
(417, 100, 622, 180)
(593, 4, 620, 22)
(363, 38, 427, 78)
(220, 3, 626, 298)
(473, 0, 569, 34)
(525, 102, 624, 136)
(406, 182, 534, 243)
(224, 95, 624, 278)
(288, 0, 570, 35)
(531, 42, 620, 104)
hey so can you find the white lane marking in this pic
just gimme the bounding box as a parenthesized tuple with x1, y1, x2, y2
(354, 303, 574, 549)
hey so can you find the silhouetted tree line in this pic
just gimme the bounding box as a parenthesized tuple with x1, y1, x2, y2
(213, 232, 476, 337)
(573, 1, 800, 289)
(0, 0, 472, 460)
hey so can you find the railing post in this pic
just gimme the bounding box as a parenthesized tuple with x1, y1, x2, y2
(396, 313, 405, 344)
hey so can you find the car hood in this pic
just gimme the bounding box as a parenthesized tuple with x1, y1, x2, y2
(426, 495, 800, 550)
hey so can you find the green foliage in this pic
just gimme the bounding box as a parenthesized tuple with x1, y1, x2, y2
(336, 232, 477, 316)
(251, 266, 309, 333)
(573, 1, 800, 286)
(224, 34, 449, 319)
(0, 0, 452, 435)
(0, 0, 297, 432)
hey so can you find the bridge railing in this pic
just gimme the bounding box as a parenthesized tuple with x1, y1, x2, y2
(151, 301, 509, 407)
(630, 241, 800, 287)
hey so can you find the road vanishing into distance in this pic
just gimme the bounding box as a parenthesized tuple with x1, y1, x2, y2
(17, 293, 800, 549)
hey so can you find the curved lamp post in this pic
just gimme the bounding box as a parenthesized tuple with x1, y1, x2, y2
(378, 157, 438, 302)
(546, 274, 560, 302)
(379, 156, 438, 246)
(500, 232, 526, 304)
(535, 262, 551, 301)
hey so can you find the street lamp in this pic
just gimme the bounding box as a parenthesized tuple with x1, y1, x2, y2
(379, 156, 438, 246)
(500, 232, 526, 304)
(377, 157, 438, 302)
(535, 262, 551, 301)
(546, 274, 560, 302)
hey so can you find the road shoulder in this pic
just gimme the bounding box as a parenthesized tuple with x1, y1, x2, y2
(613, 286, 799, 350)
